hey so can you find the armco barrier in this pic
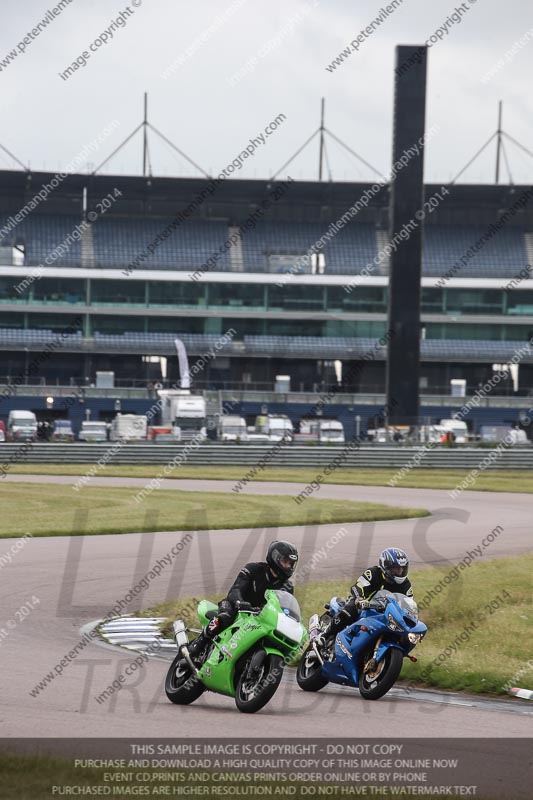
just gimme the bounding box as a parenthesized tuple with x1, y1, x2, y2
(2, 443, 533, 469)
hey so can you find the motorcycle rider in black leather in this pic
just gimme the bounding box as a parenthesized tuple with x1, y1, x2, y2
(187, 540, 298, 661)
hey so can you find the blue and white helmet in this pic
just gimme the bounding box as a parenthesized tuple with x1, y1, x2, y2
(379, 547, 409, 584)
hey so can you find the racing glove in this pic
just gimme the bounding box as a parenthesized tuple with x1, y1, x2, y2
(235, 600, 253, 611)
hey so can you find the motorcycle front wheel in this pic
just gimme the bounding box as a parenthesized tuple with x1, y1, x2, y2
(235, 653, 284, 713)
(358, 647, 403, 700)
(296, 645, 329, 692)
(165, 653, 205, 705)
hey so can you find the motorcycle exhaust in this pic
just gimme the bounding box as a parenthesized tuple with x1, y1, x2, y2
(308, 614, 320, 639)
(308, 614, 324, 665)
(173, 620, 199, 675)
(181, 649, 199, 675)
(173, 620, 189, 649)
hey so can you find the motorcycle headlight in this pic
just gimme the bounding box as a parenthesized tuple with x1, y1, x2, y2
(407, 633, 421, 644)
(387, 613, 403, 633)
(276, 613, 304, 642)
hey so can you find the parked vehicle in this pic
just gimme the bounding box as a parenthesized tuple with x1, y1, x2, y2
(51, 419, 74, 442)
(246, 421, 270, 443)
(251, 414, 294, 443)
(166, 590, 307, 714)
(418, 424, 445, 443)
(508, 427, 529, 444)
(7, 410, 38, 442)
(294, 419, 320, 443)
(440, 419, 468, 443)
(367, 426, 409, 443)
(318, 420, 345, 443)
(152, 432, 180, 443)
(147, 425, 179, 442)
(158, 390, 207, 442)
(218, 415, 248, 442)
(297, 589, 427, 701)
(480, 425, 529, 444)
(78, 421, 108, 442)
(109, 413, 147, 441)
(268, 416, 293, 442)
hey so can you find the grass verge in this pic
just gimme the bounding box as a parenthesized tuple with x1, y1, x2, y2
(139, 554, 533, 696)
(5, 463, 533, 493)
(0, 482, 427, 537)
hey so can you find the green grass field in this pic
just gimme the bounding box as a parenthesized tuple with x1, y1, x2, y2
(5, 462, 533, 493)
(139, 554, 533, 697)
(0, 482, 427, 537)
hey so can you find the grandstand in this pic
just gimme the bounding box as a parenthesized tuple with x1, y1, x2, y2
(3, 206, 530, 278)
(0, 168, 532, 435)
(92, 218, 233, 271)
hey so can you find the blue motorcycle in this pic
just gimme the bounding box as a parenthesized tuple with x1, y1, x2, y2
(297, 589, 427, 700)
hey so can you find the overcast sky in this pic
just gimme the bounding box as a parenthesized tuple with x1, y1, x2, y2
(1, 0, 533, 185)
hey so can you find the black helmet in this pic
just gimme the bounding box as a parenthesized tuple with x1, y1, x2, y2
(267, 540, 298, 579)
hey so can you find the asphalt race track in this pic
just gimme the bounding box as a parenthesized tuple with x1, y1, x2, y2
(1, 475, 532, 739)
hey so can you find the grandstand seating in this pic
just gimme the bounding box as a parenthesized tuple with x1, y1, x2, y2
(91, 218, 232, 271)
(243, 335, 533, 361)
(421, 338, 533, 361)
(239, 220, 378, 273)
(0, 214, 83, 267)
(1, 328, 531, 363)
(0, 327, 83, 345)
(241, 221, 319, 272)
(243, 335, 381, 356)
(92, 332, 233, 350)
(422, 225, 527, 278)
(0, 212, 529, 278)
(323, 223, 378, 273)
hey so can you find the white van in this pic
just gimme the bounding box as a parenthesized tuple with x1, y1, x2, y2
(7, 410, 38, 442)
(109, 414, 147, 441)
(218, 415, 248, 441)
(247, 415, 293, 443)
(319, 420, 345, 443)
(78, 421, 108, 442)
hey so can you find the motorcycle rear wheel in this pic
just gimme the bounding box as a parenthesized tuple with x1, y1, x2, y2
(296, 645, 329, 692)
(358, 647, 403, 700)
(235, 653, 284, 713)
(165, 653, 205, 705)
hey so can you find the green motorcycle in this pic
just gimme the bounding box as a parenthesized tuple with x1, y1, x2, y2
(165, 589, 307, 713)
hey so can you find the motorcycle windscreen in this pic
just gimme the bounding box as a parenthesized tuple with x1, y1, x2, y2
(371, 589, 419, 621)
(273, 590, 301, 621)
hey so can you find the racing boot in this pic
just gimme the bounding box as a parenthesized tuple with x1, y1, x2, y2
(315, 610, 348, 646)
(187, 614, 221, 664)
(187, 632, 210, 664)
(315, 597, 369, 646)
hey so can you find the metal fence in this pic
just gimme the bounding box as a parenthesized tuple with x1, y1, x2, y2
(3, 443, 533, 469)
